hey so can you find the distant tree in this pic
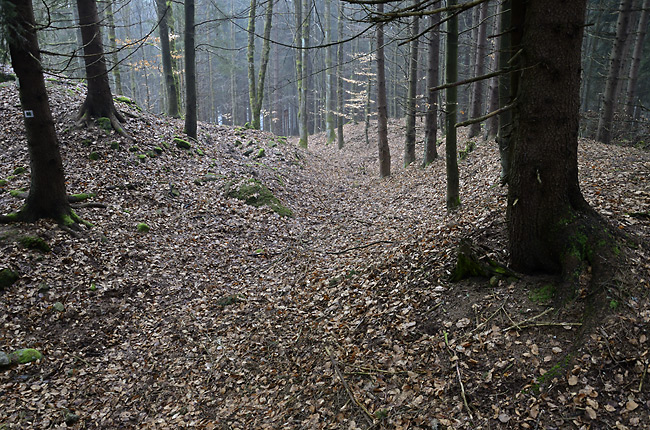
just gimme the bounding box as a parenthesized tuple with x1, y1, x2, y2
(508, 0, 620, 302)
(105, 0, 123, 95)
(185, 0, 197, 139)
(324, 0, 336, 144)
(76, 0, 127, 137)
(1, 0, 83, 227)
(468, 1, 488, 138)
(376, 3, 390, 177)
(156, 0, 180, 118)
(446, 0, 460, 210)
(336, 0, 345, 149)
(625, 0, 649, 119)
(403, 3, 419, 168)
(423, 9, 441, 167)
(247, 0, 273, 130)
(295, 0, 308, 148)
(596, 0, 634, 144)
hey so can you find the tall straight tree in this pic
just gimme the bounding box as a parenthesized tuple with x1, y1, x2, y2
(336, 0, 345, 149)
(156, 0, 180, 118)
(423, 8, 440, 167)
(76, 0, 127, 137)
(185, 0, 197, 139)
(324, 0, 336, 144)
(376, 3, 390, 177)
(468, 1, 488, 138)
(295, 0, 308, 147)
(105, 0, 123, 95)
(446, 0, 460, 210)
(247, 0, 273, 130)
(596, 0, 634, 145)
(2, 0, 78, 225)
(508, 0, 619, 301)
(625, 0, 649, 118)
(403, 4, 419, 167)
(497, 0, 514, 184)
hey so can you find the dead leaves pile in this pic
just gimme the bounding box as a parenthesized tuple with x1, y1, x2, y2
(0, 79, 649, 429)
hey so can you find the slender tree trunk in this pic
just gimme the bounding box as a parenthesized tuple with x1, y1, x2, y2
(423, 9, 440, 167)
(76, 0, 126, 136)
(625, 0, 649, 118)
(484, 2, 500, 140)
(404, 6, 419, 167)
(468, 2, 488, 137)
(247, 0, 273, 130)
(184, 0, 197, 138)
(596, 0, 634, 144)
(364, 39, 374, 147)
(295, 0, 308, 147)
(376, 3, 390, 178)
(446, 0, 460, 210)
(325, 0, 336, 144)
(337, 0, 345, 148)
(3, 0, 73, 224)
(156, 0, 180, 117)
(106, 0, 123, 95)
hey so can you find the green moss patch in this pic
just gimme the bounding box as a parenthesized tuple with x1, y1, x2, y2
(18, 235, 51, 253)
(174, 137, 192, 150)
(0, 268, 19, 290)
(529, 284, 556, 304)
(225, 179, 292, 217)
(136, 222, 150, 233)
(13, 166, 27, 175)
(89, 151, 100, 161)
(96, 117, 112, 132)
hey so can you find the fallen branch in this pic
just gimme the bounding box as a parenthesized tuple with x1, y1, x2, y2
(443, 332, 474, 422)
(325, 240, 395, 255)
(503, 307, 554, 332)
(325, 346, 375, 426)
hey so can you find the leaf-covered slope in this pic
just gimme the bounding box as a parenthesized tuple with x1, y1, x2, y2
(1, 78, 649, 429)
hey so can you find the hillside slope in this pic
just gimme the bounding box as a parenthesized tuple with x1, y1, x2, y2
(1, 78, 649, 429)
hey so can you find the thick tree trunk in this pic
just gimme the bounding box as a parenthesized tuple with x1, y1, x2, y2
(625, 0, 649, 118)
(468, 2, 488, 138)
(4, 0, 73, 224)
(508, 0, 617, 304)
(596, 0, 634, 145)
(184, 0, 197, 139)
(156, 0, 180, 118)
(376, 4, 390, 178)
(446, 0, 460, 210)
(76, 0, 126, 137)
(403, 6, 419, 168)
(423, 10, 440, 167)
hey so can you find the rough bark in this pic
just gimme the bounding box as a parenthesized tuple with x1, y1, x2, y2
(156, 0, 180, 118)
(446, 0, 460, 210)
(423, 10, 440, 167)
(403, 5, 419, 168)
(625, 0, 649, 118)
(468, 2, 488, 138)
(3, 0, 74, 225)
(496, 0, 515, 184)
(596, 0, 634, 145)
(508, 0, 619, 304)
(76, 0, 127, 137)
(376, 3, 391, 178)
(184, 0, 197, 139)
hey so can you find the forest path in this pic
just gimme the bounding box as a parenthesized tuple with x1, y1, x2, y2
(1, 80, 649, 429)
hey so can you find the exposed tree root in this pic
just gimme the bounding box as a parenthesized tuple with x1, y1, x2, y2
(77, 100, 131, 140)
(0, 207, 94, 235)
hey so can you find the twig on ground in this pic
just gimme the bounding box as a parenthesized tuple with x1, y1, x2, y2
(504, 307, 554, 332)
(325, 346, 375, 426)
(444, 332, 474, 422)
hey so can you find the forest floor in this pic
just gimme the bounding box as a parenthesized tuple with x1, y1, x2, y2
(1, 77, 650, 430)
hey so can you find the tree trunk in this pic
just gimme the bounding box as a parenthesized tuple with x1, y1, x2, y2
(508, 0, 618, 304)
(156, 0, 180, 118)
(3, 0, 73, 225)
(325, 0, 336, 144)
(376, 3, 391, 178)
(295, 0, 308, 147)
(625, 0, 649, 118)
(497, 0, 515, 184)
(423, 10, 440, 167)
(403, 5, 419, 168)
(596, 0, 634, 145)
(247, 0, 273, 130)
(468, 2, 488, 138)
(184, 0, 197, 139)
(446, 0, 460, 210)
(105, 0, 123, 96)
(76, 0, 126, 137)
(337, 0, 345, 149)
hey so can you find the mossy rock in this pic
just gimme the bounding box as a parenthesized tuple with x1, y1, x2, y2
(137, 154, 146, 161)
(225, 179, 292, 217)
(174, 137, 192, 150)
(82, 139, 92, 147)
(136, 222, 150, 233)
(0, 268, 19, 290)
(196, 148, 204, 156)
(146, 150, 157, 158)
(13, 166, 27, 175)
(529, 284, 556, 304)
(114, 95, 142, 112)
(96, 117, 112, 132)
(89, 151, 100, 161)
(0, 179, 7, 187)
(154, 146, 164, 154)
(254, 148, 266, 159)
(129, 146, 139, 152)
(243, 148, 255, 157)
(110, 141, 120, 150)
(0, 348, 42, 369)
(18, 235, 51, 253)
